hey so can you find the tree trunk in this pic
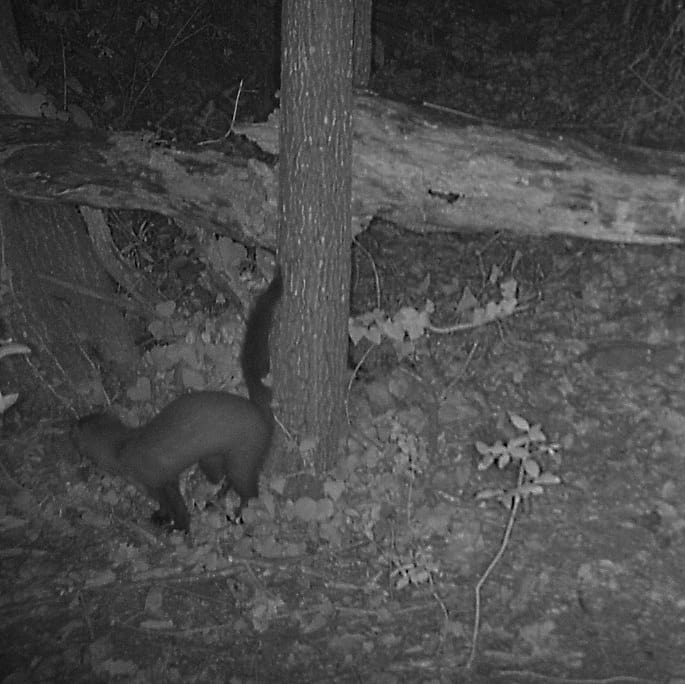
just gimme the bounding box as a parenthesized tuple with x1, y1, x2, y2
(0, 197, 137, 410)
(353, 0, 373, 87)
(276, 0, 354, 473)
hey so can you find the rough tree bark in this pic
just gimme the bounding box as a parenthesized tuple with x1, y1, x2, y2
(353, 0, 373, 87)
(275, 0, 354, 473)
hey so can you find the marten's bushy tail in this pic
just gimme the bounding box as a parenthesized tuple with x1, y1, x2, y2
(239, 264, 283, 410)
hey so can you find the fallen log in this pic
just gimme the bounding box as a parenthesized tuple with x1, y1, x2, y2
(1, 94, 683, 246)
(237, 94, 685, 245)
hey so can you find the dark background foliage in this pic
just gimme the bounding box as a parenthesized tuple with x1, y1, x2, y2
(11, 0, 685, 146)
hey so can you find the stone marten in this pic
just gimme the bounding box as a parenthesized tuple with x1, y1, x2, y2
(74, 265, 282, 532)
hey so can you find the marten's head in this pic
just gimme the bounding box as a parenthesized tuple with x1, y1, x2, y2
(72, 413, 129, 473)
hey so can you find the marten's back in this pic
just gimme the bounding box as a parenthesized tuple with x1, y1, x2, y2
(119, 391, 272, 486)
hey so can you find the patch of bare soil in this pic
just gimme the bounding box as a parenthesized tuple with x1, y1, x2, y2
(2, 229, 685, 683)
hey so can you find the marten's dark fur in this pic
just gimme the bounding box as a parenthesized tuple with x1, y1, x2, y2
(74, 266, 282, 532)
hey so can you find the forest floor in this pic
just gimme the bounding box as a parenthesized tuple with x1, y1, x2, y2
(3, 1, 685, 683)
(3, 226, 684, 683)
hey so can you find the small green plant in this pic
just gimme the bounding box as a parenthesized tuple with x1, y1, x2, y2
(348, 274, 523, 361)
(389, 417, 427, 478)
(467, 414, 561, 670)
(385, 548, 439, 590)
(349, 303, 434, 358)
(474, 413, 560, 506)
